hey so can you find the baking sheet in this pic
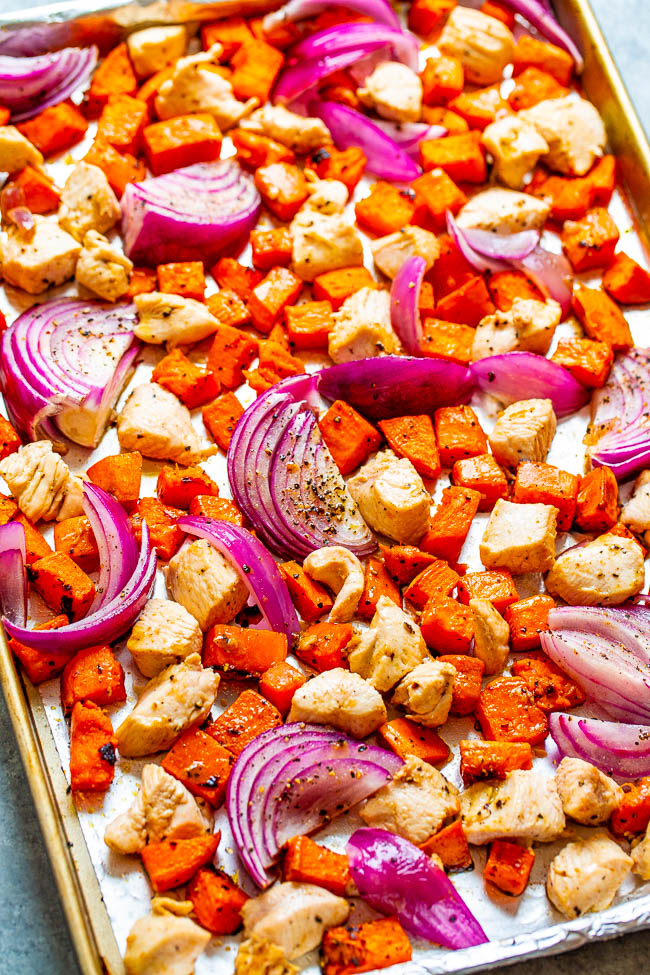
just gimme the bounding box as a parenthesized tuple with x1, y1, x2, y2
(2, 2, 650, 974)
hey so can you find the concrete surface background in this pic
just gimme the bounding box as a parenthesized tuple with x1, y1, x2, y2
(1, 1, 650, 972)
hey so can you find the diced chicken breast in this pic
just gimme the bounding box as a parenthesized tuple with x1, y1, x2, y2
(489, 398, 557, 467)
(328, 288, 399, 362)
(166, 539, 248, 631)
(547, 832, 632, 918)
(75, 230, 133, 301)
(0, 441, 83, 522)
(241, 883, 350, 961)
(631, 826, 650, 881)
(349, 596, 427, 692)
(116, 653, 219, 757)
(0, 126, 43, 170)
(555, 758, 623, 825)
(621, 469, 650, 536)
(302, 546, 364, 623)
(472, 298, 562, 361)
(482, 115, 549, 189)
(392, 659, 456, 727)
(439, 7, 515, 86)
(480, 498, 557, 574)
(357, 62, 423, 122)
(124, 914, 210, 975)
(520, 95, 607, 176)
(2, 217, 80, 294)
(288, 668, 386, 738)
(457, 187, 550, 234)
(361, 754, 459, 844)
(117, 384, 216, 465)
(127, 598, 203, 677)
(127, 25, 187, 79)
(134, 292, 219, 347)
(470, 598, 510, 675)
(370, 225, 439, 279)
(240, 105, 330, 153)
(236, 938, 297, 975)
(348, 450, 430, 544)
(291, 210, 363, 282)
(58, 162, 121, 242)
(155, 46, 256, 129)
(104, 763, 213, 855)
(461, 770, 566, 844)
(545, 531, 644, 605)
(302, 173, 348, 215)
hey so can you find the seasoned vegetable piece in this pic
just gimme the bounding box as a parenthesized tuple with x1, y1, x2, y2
(476, 676, 549, 744)
(322, 917, 412, 975)
(485, 841, 535, 896)
(70, 701, 118, 793)
(162, 726, 234, 807)
(207, 689, 282, 757)
(459, 740, 533, 784)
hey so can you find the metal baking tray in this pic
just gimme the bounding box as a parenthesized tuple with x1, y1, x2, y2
(1, 2, 650, 973)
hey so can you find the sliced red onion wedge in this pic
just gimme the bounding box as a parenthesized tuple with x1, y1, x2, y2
(292, 22, 419, 70)
(514, 246, 574, 317)
(263, 0, 401, 32)
(0, 46, 97, 122)
(589, 349, 650, 479)
(390, 256, 426, 355)
(227, 376, 374, 560)
(226, 723, 402, 887)
(274, 45, 387, 107)
(0, 299, 139, 449)
(0, 522, 27, 626)
(3, 520, 156, 654)
(317, 355, 475, 420)
(500, 1, 584, 71)
(83, 483, 138, 613)
(471, 351, 589, 418)
(447, 212, 511, 274)
(309, 101, 421, 182)
(121, 160, 261, 267)
(548, 713, 650, 779)
(542, 606, 650, 725)
(176, 516, 300, 644)
(347, 828, 488, 949)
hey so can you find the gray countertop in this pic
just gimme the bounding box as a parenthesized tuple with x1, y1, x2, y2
(2, 2, 650, 973)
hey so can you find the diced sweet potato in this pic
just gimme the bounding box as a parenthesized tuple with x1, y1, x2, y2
(129, 497, 185, 561)
(420, 597, 474, 653)
(86, 43, 138, 115)
(309, 145, 366, 192)
(457, 570, 518, 613)
(319, 400, 382, 476)
(452, 454, 508, 511)
(202, 392, 244, 451)
(357, 557, 401, 620)
(203, 625, 288, 678)
(378, 415, 440, 480)
(504, 595, 556, 652)
(283, 836, 351, 896)
(420, 131, 487, 183)
(258, 661, 306, 715)
(404, 560, 460, 609)
(476, 676, 548, 745)
(285, 300, 334, 350)
(420, 819, 473, 872)
(254, 162, 308, 222)
(551, 337, 614, 388)
(9, 615, 70, 685)
(248, 266, 302, 334)
(420, 318, 474, 364)
(355, 182, 416, 236)
(206, 323, 258, 388)
(459, 739, 533, 784)
(279, 561, 333, 621)
(420, 486, 481, 561)
(572, 284, 633, 350)
(439, 654, 485, 716)
(18, 102, 88, 156)
(561, 208, 620, 272)
(29, 552, 95, 621)
(206, 689, 282, 756)
(378, 717, 449, 765)
(322, 917, 412, 975)
(312, 266, 377, 309)
(156, 261, 206, 301)
(511, 651, 586, 712)
(162, 726, 234, 807)
(142, 114, 222, 176)
(69, 700, 117, 793)
(295, 622, 352, 672)
(151, 348, 220, 408)
(435, 406, 487, 467)
(485, 840, 535, 895)
(575, 467, 618, 531)
(380, 545, 438, 586)
(141, 833, 220, 892)
(188, 867, 248, 934)
(156, 465, 219, 510)
(61, 645, 126, 715)
(603, 251, 650, 304)
(97, 93, 149, 155)
(86, 452, 142, 510)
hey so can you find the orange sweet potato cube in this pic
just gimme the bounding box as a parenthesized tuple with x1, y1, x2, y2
(254, 162, 308, 221)
(452, 454, 508, 511)
(29, 551, 95, 621)
(142, 114, 222, 176)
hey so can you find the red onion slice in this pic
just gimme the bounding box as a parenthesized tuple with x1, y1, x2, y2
(514, 246, 573, 316)
(589, 348, 650, 479)
(274, 45, 388, 107)
(0, 299, 139, 449)
(226, 723, 402, 887)
(374, 119, 447, 159)
(121, 161, 261, 267)
(263, 0, 401, 32)
(347, 828, 488, 949)
(0, 46, 97, 121)
(292, 22, 419, 70)
(176, 516, 301, 644)
(548, 713, 650, 779)
(83, 484, 139, 613)
(542, 607, 650, 724)
(471, 351, 589, 418)
(3, 522, 156, 654)
(390, 256, 426, 355)
(0, 522, 27, 626)
(309, 100, 421, 182)
(317, 355, 475, 420)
